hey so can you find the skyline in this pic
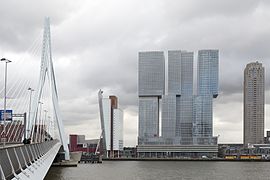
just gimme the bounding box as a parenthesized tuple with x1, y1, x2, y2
(1, 0, 270, 146)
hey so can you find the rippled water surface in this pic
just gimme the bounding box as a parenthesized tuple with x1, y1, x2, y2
(45, 161, 270, 180)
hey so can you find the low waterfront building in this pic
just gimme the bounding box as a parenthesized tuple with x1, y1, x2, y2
(137, 145, 218, 158)
(122, 147, 137, 158)
(218, 144, 243, 158)
(218, 143, 270, 159)
(264, 131, 270, 144)
(69, 134, 99, 155)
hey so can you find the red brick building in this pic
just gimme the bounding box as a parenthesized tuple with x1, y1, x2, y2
(69, 134, 100, 154)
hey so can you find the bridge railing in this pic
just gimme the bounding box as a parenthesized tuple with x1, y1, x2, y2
(0, 140, 59, 180)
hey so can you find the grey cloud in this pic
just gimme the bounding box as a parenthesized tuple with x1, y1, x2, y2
(1, 0, 270, 146)
(164, 0, 260, 21)
(0, 0, 84, 52)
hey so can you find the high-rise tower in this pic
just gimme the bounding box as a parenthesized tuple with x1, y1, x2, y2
(98, 92, 123, 157)
(193, 50, 219, 145)
(244, 61, 265, 146)
(137, 49, 219, 158)
(167, 50, 193, 95)
(138, 51, 165, 145)
(197, 49, 219, 97)
(162, 50, 194, 144)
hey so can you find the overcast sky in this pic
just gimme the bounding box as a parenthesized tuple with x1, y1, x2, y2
(0, 0, 270, 146)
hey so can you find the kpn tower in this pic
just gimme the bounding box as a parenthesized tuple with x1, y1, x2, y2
(98, 90, 124, 158)
(137, 49, 219, 158)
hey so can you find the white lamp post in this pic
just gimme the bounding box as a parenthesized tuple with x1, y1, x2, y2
(1, 58, 12, 148)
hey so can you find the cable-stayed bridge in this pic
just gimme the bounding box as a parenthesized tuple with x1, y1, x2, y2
(0, 17, 75, 180)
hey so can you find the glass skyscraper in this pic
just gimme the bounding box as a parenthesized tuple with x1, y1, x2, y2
(138, 49, 219, 147)
(138, 51, 165, 145)
(138, 51, 165, 96)
(193, 50, 219, 145)
(161, 94, 176, 138)
(197, 50, 219, 97)
(139, 97, 160, 138)
(162, 51, 194, 144)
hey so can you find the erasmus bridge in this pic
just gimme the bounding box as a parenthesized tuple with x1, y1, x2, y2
(0, 17, 74, 179)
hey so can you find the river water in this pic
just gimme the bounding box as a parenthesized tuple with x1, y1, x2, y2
(45, 161, 270, 180)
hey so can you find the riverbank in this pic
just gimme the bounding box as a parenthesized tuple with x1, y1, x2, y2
(102, 157, 270, 162)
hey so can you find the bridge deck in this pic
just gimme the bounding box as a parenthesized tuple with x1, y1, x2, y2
(0, 140, 61, 180)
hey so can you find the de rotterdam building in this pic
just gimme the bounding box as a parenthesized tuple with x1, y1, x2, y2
(137, 49, 219, 158)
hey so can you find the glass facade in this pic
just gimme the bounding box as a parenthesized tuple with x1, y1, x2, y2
(180, 51, 194, 95)
(193, 49, 219, 145)
(138, 51, 165, 96)
(138, 97, 160, 144)
(138, 49, 219, 146)
(193, 95, 214, 145)
(161, 95, 176, 138)
(168, 51, 182, 95)
(138, 51, 165, 145)
(113, 109, 124, 151)
(167, 50, 194, 144)
(197, 50, 219, 97)
(167, 50, 193, 95)
(177, 96, 193, 144)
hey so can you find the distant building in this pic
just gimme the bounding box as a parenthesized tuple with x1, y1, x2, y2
(197, 50, 219, 97)
(193, 50, 219, 145)
(69, 134, 98, 154)
(244, 62, 265, 146)
(122, 147, 137, 158)
(138, 51, 165, 145)
(218, 144, 243, 158)
(218, 143, 270, 159)
(164, 51, 194, 144)
(264, 131, 270, 144)
(137, 50, 219, 158)
(98, 91, 124, 158)
(138, 51, 165, 96)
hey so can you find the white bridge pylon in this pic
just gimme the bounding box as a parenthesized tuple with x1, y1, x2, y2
(29, 17, 70, 160)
